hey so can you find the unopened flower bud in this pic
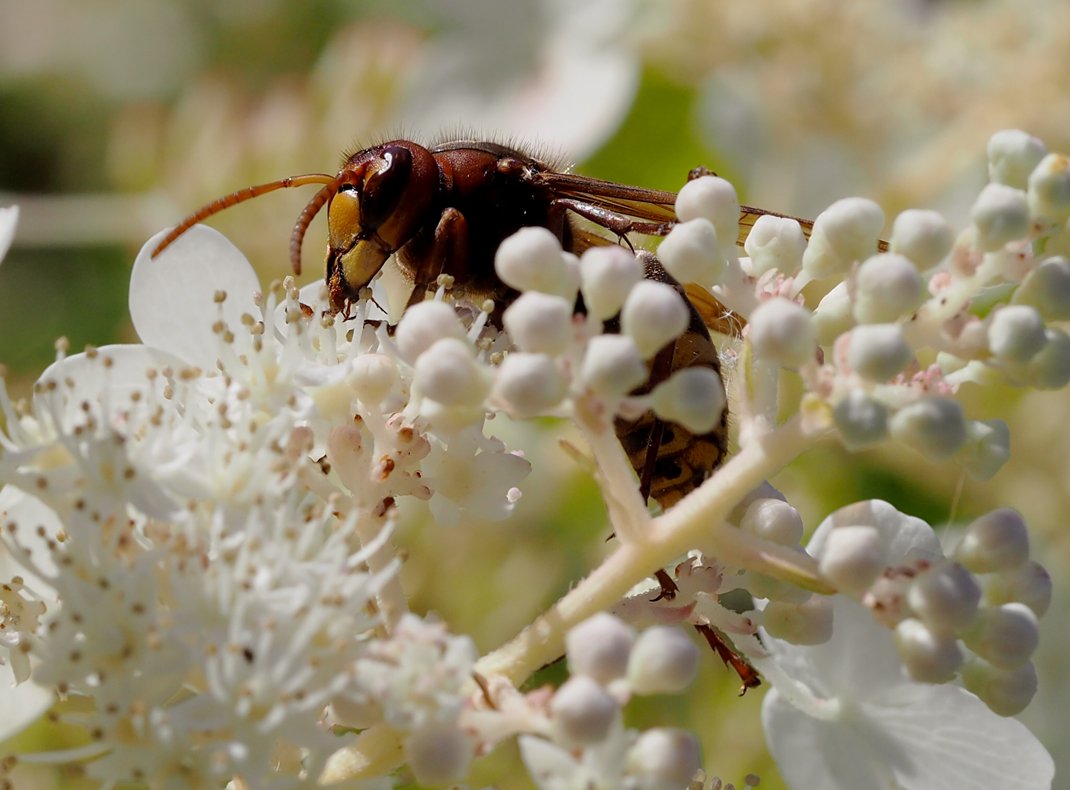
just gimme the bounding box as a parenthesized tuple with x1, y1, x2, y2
(1012, 256, 1070, 321)
(621, 281, 690, 358)
(349, 353, 398, 405)
(853, 253, 923, 324)
(983, 560, 1052, 617)
(955, 419, 1011, 480)
(627, 626, 700, 695)
(744, 215, 807, 277)
(405, 723, 473, 785)
(413, 338, 489, 407)
(675, 175, 740, 246)
(492, 353, 567, 418)
(503, 291, 574, 354)
(894, 618, 964, 683)
(657, 218, 727, 285)
(833, 389, 889, 450)
(908, 562, 981, 631)
(964, 603, 1039, 670)
(987, 129, 1047, 189)
(650, 367, 726, 434)
(627, 728, 702, 790)
(763, 595, 834, 645)
(396, 300, 466, 362)
(1027, 327, 1070, 389)
(581, 335, 647, 397)
(741, 499, 804, 546)
(970, 184, 1029, 251)
(495, 227, 579, 299)
(846, 323, 913, 381)
(987, 305, 1046, 364)
(550, 676, 619, 745)
(813, 282, 855, 346)
(956, 509, 1029, 574)
(749, 297, 816, 368)
(566, 613, 636, 683)
(818, 525, 885, 595)
(962, 657, 1038, 717)
(890, 209, 954, 270)
(890, 397, 967, 460)
(802, 197, 885, 280)
(580, 247, 643, 320)
(1027, 153, 1070, 223)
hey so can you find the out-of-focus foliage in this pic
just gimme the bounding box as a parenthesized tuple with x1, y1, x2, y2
(1, 1, 1069, 787)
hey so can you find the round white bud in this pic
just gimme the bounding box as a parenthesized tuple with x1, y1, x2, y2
(833, 389, 889, 450)
(627, 626, 700, 695)
(349, 353, 398, 405)
(627, 728, 702, 790)
(987, 304, 1047, 364)
(621, 281, 691, 359)
(395, 300, 466, 362)
(1027, 327, 1070, 389)
(956, 509, 1029, 574)
(965, 603, 1039, 670)
(987, 129, 1047, 188)
(818, 525, 886, 596)
(492, 353, 567, 418)
(580, 334, 648, 398)
(1012, 256, 1070, 321)
(748, 297, 816, 368)
(566, 613, 636, 684)
(580, 246, 643, 320)
(962, 657, 1038, 717)
(970, 183, 1029, 251)
(983, 560, 1051, 618)
(890, 209, 954, 270)
(802, 197, 885, 280)
(908, 562, 981, 631)
(550, 675, 619, 745)
(1027, 152, 1070, 223)
(744, 214, 808, 277)
(413, 338, 489, 407)
(813, 281, 855, 346)
(675, 175, 740, 244)
(405, 724, 473, 785)
(763, 595, 834, 645)
(955, 419, 1011, 481)
(657, 218, 728, 285)
(502, 291, 574, 355)
(889, 397, 967, 461)
(846, 323, 913, 381)
(894, 618, 964, 683)
(741, 498, 804, 546)
(853, 253, 924, 324)
(495, 226, 578, 299)
(649, 367, 726, 434)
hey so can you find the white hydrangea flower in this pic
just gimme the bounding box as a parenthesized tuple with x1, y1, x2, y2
(758, 501, 1054, 789)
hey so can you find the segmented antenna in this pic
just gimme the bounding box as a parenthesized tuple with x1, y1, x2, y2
(151, 174, 341, 271)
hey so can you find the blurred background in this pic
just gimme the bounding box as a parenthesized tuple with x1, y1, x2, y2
(2, 0, 1069, 787)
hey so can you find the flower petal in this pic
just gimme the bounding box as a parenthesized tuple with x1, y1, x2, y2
(0, 205, 18, 265)
(130, 226, 262, 367)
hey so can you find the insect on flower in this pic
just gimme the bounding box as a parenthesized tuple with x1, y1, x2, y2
(154, 138, 817, 511)
(155, 140, 833, 692)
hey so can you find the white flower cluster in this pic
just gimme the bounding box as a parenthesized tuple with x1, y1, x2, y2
(0, 129, 1066, 789)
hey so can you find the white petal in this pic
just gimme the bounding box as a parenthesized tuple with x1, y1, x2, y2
(0, 205, 18, 265)
(130, 226, 262, 367)
(764, 596, 904, 701)
(0, 486, 60, 584)
(808, 499, 942, 565)
(763, 688, 898, 790)
(36, 344, 185, 431)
